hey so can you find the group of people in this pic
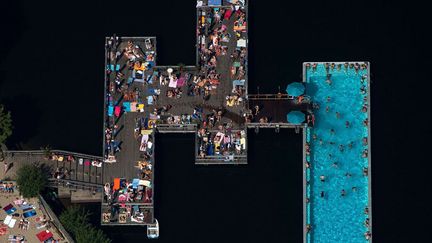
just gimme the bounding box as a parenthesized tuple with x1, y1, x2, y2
(197, 125, 246, 157)
(197, 4, 247, 104)
(0, 181, 15, 193)
(104, 37, 156, 160)
(104, 179, 152, 204)
(304, 62, 371, 240)
(305, 62, 368, 73)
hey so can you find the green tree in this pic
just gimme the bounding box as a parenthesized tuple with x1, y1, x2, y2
(0, 105, 12, 144)
(60, 206, 111, 243)
(16, 164, 47, 198)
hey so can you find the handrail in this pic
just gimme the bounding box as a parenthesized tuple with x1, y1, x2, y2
(3, 150, 102, 160)
(47, 178, 103, 188)
(38, 195, 75, 243)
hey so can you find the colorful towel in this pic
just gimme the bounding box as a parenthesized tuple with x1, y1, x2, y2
(224, 9, 232, 20)
(108, 105, 114, 117)
(23, 210, 37, 218)
(177, 77, 186, 87)
(113, 178, 120, 190)
(132, 179, 139, 189)
(123, 102, 131, 112)
(114, 106, 121, 117)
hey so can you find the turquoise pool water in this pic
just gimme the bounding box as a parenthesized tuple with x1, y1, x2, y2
(305, 63, 370, 243)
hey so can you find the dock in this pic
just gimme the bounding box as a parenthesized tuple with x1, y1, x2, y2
(0, 1, 372, 242)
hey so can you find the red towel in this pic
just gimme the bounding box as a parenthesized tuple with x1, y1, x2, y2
(224, 9, 232, 20)
(36, 231, 53, 242)
(114, 106, 121, 117)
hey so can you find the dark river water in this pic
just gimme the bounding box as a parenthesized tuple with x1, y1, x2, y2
(1, 0, 431, 242)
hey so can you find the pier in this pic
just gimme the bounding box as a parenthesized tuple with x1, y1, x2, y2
(0, 1, 372, 242)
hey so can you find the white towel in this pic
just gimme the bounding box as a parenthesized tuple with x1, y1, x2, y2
(8, 218, 16, 228)
(4, 215, 12, 225)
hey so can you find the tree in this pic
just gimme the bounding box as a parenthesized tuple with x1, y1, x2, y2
(0, 105, 12, 144)
(16, 164, 47, 198)
(60, 206, 111, 243)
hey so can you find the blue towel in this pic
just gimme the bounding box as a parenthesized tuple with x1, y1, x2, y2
(110, 64, 114, 71)
(108, 105, 114, 117)
(6, 207, 17, 215)
(147, 96, 154, 105)
(127, 77, 134, 84)
(115, 64, 120, 71)
(132, 179, 139, 189)
(123, 102, 131, 112)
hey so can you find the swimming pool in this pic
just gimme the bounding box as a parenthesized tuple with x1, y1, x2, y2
(304, 63, 371, 242)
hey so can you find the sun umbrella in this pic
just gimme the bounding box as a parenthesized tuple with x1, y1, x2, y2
(287, 111, 305, 124)
(286, 82, 305, 96)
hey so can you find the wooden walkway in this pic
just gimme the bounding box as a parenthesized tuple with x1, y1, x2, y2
(1, 150, 103, 185)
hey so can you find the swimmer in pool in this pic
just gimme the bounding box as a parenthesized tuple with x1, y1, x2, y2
(363, 167, 368, 176)
(345, 121, 350, 128)
(319, 139, 323, 145)
(320, 191, 325, 198)
(348, 141, 354, 149)
(313, 133, 317, 140)
(345, 172, 352, 178)
(332, 162, 338, 168)
(326, 106, 330, 112)
(341, 189, 346, 196)
(326, 96, 331, 102)
(330, 128, 335, 135)
(352, 186, 357, 192)
(339, 144, 344, 152)
(320, 175, 325, 182)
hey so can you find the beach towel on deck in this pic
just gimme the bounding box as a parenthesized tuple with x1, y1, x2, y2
(209, 0, 222, 5)
(7, 219, 16, 228)
(108, 105, 114, 117)
(168, 79, 177, 88)
(4, 215, 12, 225)
(141, 134, 149, 143)
(123, 102, 131, 112)
(177, 77, 186, 87)
(3, 204, 16, 215)
(138, 104, 145, 112)
(132, 179, 139, 189)
(114, 106, 121, 117)
(147, 96, 154, 105)
(113, 178, 120, 190)
(224, 9, 232, 20)
(23, 210, 37, 218)
(139, 180, 151, 187)
(141, 130, 153, 135)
